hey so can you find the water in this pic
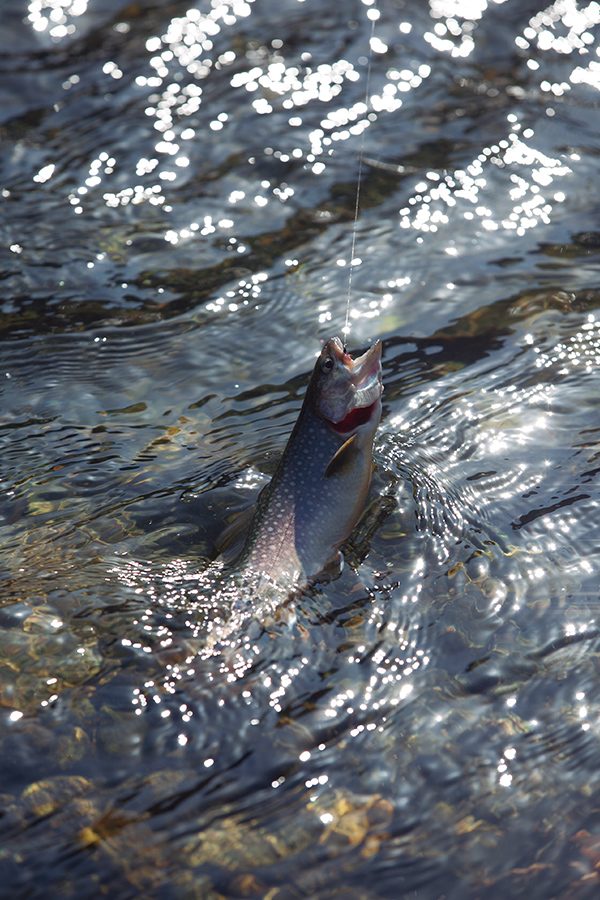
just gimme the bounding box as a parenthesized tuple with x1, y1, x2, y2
(2, 0, 600, 897)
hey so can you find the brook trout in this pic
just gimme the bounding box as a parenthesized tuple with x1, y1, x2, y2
(232, 337, 382, 599)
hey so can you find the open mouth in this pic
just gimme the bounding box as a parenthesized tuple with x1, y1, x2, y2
(328, 340, 382, 431)
(329, 340, 382, 432)
(317, 337, 383, 427)
(352, 369, 382, 409)
(329, 398, 380, 433)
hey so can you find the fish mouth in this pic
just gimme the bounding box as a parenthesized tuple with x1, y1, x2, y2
(349, 340, 382, 407)
(329, 398, 380, 433)
(328, 339, 382, 432)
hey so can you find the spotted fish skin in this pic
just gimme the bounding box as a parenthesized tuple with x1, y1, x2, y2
(237, 337, 382, 597)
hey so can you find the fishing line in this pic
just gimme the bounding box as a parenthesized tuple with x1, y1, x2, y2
(343, 3, 378, 352)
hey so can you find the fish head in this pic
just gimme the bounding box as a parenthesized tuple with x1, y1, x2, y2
(308, 336, 382, 435)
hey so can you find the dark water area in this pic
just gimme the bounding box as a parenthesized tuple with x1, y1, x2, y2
(2, 0, 600, 897)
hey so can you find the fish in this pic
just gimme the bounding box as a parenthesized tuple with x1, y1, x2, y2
(226, 337, 383, 602)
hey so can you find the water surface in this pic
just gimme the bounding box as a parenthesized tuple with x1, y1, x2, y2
(2, 0, 600, 897)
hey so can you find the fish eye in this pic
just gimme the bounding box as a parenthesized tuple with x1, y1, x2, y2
(321, 356, 334, 373)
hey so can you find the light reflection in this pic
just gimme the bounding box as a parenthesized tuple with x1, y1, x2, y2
(400, 127, 571, 236)
(33, 164, 55, 184)
(104, 543, 427, 756)
(20, 0, 600, 784)
(399, 0, 600, 242)
(535, 314, 600, 375)
(522, 0, 600, 55)
(389, 310, 600, 598)
(24, 0, 600, 364)
(27, 0, 88, 40)
(425, 0, 510, 58)
(56, 0, 439, 260)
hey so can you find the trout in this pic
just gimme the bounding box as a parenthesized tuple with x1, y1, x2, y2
(230, 337, 383, 600)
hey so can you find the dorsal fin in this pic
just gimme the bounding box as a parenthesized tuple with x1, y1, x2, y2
(323, 434, 360, 479)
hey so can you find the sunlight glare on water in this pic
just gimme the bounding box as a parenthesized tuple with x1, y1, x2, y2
(27, 0, 89, 39)
(2, 0, 600, 897)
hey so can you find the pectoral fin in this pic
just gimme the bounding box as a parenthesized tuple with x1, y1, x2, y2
(324, 434, 360, 479)
(317, 549, 344, 582)
(214, 503, 256, 562)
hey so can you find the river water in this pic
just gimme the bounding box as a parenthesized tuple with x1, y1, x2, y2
(2, 0, 600, 897)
